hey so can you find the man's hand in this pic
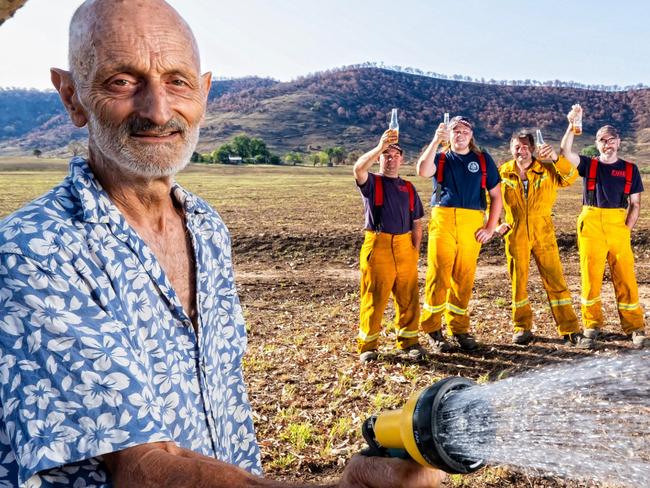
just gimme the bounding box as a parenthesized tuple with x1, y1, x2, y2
(475, 225, 496, 244)
(377, 129, 397, 151)
(338, 455, 446, 488)
(495, 223, 512, 237)
(536, 143, 558, 162)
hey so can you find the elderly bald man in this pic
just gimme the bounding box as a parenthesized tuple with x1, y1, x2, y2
(0, 1, 445, 487)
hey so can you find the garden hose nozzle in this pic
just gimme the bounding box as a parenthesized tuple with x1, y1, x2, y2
(362, 377, 491, 474)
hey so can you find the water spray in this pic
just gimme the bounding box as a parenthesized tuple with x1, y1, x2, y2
(363, 350, 650, 486)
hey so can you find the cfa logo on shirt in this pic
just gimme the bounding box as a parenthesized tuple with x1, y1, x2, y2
(467, 161, 480, 173)
(611, 169, 626, 178)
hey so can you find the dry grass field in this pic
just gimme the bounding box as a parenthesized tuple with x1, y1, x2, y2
(1, 157, 649, 487)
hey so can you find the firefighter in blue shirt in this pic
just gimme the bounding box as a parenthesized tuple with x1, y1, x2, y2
(417, 116, 502, 351)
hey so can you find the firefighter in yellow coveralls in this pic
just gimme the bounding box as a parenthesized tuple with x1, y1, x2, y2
(353, 130, 427, 363)
(497, 131, 593, 348)
(561, 105, 648, 348)
(417, 116, 503, 352)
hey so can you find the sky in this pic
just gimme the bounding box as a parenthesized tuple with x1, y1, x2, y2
(1, 0, 649, 90)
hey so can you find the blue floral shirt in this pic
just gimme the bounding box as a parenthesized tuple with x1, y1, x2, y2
(0, 157, 262, 487)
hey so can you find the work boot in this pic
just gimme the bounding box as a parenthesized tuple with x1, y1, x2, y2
(359, 350, 379, 363)
(399, 344, 428, 360)
(629, 330, 648, 348)
(583, 327, 600, 340)
(450, 333, 479, 351)
(512, 330, 534, 345)
(427, 330, 451, 353)
(563, 332, 594, 350)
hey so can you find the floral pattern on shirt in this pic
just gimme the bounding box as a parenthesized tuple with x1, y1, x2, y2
(0, 157, 262, 487)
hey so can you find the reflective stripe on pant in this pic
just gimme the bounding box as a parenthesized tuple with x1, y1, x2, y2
(577, 206, 644, 334)
(420, 207, 483, 335)
(357, 231, 420, 353)
(505, 215, 579, 336)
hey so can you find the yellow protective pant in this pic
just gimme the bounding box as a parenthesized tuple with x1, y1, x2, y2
(357, 231, 420, 353)
(577, 206, 644, 334)
(504, 215, 580, 336)
(420, 207, 483, 335)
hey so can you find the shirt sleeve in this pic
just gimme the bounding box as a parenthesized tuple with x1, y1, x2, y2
(357, 172, 375, 198)
(632, 164, 644, 194)
(0, 252, 172, 485)
(411, 183, 425, 220)
(485, 152, 501, 190)
(577, 155, 590, 177)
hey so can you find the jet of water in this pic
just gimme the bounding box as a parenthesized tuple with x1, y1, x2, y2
(436, 350, 650, 487)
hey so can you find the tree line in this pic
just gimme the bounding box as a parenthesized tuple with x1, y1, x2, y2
(191, 134, 355, 166)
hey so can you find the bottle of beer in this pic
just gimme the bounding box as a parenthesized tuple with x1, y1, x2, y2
(389, 108, 399, 143)
(571, 104, 583, 135)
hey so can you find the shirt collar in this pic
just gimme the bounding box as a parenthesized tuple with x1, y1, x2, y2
(69, 157, 208, 223)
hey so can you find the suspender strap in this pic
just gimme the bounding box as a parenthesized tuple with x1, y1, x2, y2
(405, 181, 415, 212)
(435, 152, 446, 204)
(623, 161, 633, 195)
(372, 175, 415, 232)
(373, 174, 384, 232)
(374, 173, 384, 207)
(587, 157, 598, 206)
(477, 151, 487, 209)
(621, 161, 634, 207)
(478, 152, 487, 189)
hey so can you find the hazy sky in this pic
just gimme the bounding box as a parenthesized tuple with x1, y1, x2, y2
(1, 0, 648, 90)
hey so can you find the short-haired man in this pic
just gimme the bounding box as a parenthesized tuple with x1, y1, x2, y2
(561, 108, 648, 348)
(498, 131, 592, 348)
(353, 131, 426, 363)
(0, 1, 445, 486)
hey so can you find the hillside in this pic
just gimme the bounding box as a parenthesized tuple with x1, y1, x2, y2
(2, 68, 650, 162)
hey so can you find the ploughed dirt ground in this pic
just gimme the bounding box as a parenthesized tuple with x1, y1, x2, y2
(2, 159, 649, 487)
(191, 164, 650, 487)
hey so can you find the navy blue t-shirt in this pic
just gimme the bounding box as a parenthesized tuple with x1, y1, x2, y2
(358, 173, 425, 234)
(578, 155, 644, 208)
(430, 150, 500, 210)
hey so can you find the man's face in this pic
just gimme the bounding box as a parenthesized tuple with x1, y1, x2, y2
(79, 7, 209, 178)
(450, 124, 473, 152)
(379, 148, 403, 176)
(596, 134, 620, 158)
(510, 137, 533, 164)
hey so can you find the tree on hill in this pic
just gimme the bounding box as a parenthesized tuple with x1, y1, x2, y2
(32, 148, 42, 158)
(325, 146, 346, 166)
(212, 135, 277, 164)
(285, 152, 303, 166)
(581, 145, 600, 157)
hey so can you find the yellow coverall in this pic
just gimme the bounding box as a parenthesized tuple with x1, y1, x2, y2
(357, 231, 420, 353)
(499, 156, 580, 336)
(578, 206, 644, 334)
(420, 207, 484, 335)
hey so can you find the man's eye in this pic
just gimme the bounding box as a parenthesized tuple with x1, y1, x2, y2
(113, 79, 129, 86)
(171, 79, 188, 86)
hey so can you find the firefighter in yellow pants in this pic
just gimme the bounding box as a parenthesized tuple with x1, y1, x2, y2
(353, 130, 426, 362)
(417, 116, 503, 352)
(358, 232, 420, 352)
(561, 113, 648, 348)
(497, 130, 591, 348)
(421, 207, 483, 335)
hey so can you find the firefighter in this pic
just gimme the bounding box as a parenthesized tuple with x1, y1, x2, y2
(417, 116, 502, 352)
(353, 130, 427, 362)
(560, 107, 648, 348)
(498, 130, 593, 348)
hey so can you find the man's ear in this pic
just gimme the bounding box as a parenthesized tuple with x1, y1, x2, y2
(50, 68, 88, 127)
(200, 71, 212, 123)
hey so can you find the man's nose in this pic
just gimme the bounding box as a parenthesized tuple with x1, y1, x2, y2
(135, 81, 173, 126)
